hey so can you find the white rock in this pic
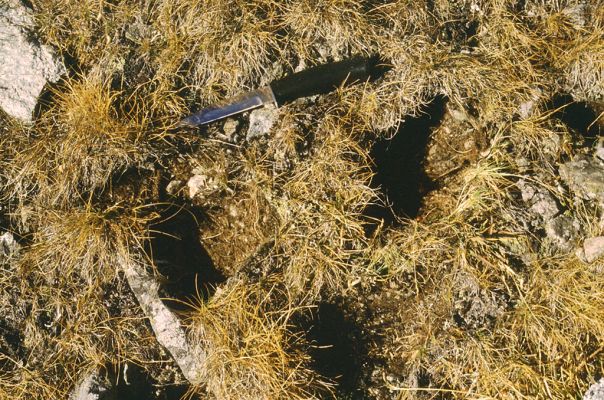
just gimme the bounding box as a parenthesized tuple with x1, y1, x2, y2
(187, 174, 207, 198)
(0, 0, 66, 121)
(0, 231, 19, 258)
(584, 378, 604, 400)
(516, 88, 542, 119)
(69, 370, 111, 400)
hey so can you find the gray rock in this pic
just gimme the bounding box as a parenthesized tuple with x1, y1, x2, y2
(584, 378, 604, 400)
(119, 256, 205, 384)
(577, 236, 604, 263)
(69, 370, 112, 400)
(247, 105, 278, 140)
(545, 214, 581, 252)
(560, 155, 604, 204)
(0, 0, 66, 121)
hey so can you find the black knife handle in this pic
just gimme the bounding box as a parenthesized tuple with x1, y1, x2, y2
(269, 55, 390, 107)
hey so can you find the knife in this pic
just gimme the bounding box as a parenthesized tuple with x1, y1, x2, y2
(177, 55, 390, 128)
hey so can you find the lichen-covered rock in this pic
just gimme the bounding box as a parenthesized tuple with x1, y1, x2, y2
(516, 179, 559, 221)
(584, 378, 604, 400)
(0, 0, 66, 121)
(560, 155, 604, 204)
(452, 274, 505, 330)
(545, 214, 582, 252)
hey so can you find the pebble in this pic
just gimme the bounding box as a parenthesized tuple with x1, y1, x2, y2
(576, 236, 604, 263)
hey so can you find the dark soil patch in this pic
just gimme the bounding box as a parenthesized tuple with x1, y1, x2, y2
(0, 320, 23, 372)
(147, 204, 226, 310)
(304, 302, 369, 399)
(98, 363, 198, 400)
(103, 166, 227, 309)
(550, 94, 602, 139)
(365, 96, 447, 230)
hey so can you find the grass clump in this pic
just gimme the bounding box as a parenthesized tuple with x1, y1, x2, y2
(3, 73, 149, 207)
(187, 278, 332, 400)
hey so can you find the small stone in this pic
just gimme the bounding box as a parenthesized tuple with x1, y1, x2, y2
(559, 155, 604, 204)
(222, 119, 240, 138)
(0, 231, 18, 258)
(517, 100, 535, 119)
(187, 173, 221, 200)
(187, 175, 207, 198)
(517, 88, 542, 119)
(166, 180, 183, 195)
(545, 215, 581, 252)
(247, 105, 279, 140)
(449, 108, 467, 122)
(0, 0, 66, 121)
(584, 378, 604, 400)
(577, 236, 604, 263)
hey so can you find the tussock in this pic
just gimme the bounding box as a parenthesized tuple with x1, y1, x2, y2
(2, 73, 149, 207)
(187, 278, 331, 399)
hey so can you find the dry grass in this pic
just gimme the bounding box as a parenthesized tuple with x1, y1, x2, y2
(186, 278, 332, 400)
(2, 73, 150, 208)
(0, 0, 603, 399)
(0, 205, 163, 399)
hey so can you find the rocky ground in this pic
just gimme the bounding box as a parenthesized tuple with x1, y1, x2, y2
(1, 0, 604, 399)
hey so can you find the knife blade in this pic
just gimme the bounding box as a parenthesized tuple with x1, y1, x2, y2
(177, 54, 390, 128)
